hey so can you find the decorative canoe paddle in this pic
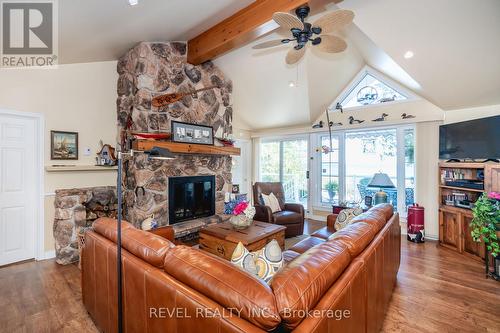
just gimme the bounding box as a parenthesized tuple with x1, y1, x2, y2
(152, 85, 218, 108)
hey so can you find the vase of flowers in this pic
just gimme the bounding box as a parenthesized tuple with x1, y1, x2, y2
(229, 201, 255, 230)
(471, 192, 500, 257)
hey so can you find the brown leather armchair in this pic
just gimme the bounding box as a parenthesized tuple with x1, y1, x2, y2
(252, 182, 304, 237)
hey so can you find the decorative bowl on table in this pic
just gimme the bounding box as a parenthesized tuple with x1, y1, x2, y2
(228, 200, 255, 230)
(229, 215, 253, 230)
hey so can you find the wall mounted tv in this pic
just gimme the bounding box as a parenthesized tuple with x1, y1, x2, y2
(439, 115, 500, 160)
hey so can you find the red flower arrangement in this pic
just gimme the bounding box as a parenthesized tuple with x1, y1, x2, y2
(233, 201, 249, 215)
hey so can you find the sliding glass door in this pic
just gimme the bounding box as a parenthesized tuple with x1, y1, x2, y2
(259, 137, 309, 208)
(312, 125, 415, 216)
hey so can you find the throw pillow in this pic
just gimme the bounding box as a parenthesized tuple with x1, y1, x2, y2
(268, 193, 282, 212)
(231, 242, 257, 276)
(335, 207, 363, 231)
(230, 240, 284, 283)
(261, 193, 281, 213)
(253, 239, 284, 283)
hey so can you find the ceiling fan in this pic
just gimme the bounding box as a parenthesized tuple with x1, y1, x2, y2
(253, 5, 354, 64)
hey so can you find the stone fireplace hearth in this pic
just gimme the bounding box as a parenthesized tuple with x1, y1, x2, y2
(53, 186, 117, 265)
(117, 42, 234, 234)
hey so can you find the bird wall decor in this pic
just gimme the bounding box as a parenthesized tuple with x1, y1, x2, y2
(402, 113, 415, 119)
(373, 113, 389, 122)
(312, 120, 324, 129)
(349, 116, 364, 124)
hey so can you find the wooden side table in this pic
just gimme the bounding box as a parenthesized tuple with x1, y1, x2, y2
(199, 221, 286, 260)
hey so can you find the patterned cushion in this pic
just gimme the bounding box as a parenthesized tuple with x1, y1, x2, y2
(231, 240, 284, 283)
(335, 207, 363, 231)
(254, 239, 284, 282)
(231, 242, 257, 276)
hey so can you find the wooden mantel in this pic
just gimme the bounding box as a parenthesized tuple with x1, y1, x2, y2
(133, 140, 241, 156)
(187, 0, 342, 65)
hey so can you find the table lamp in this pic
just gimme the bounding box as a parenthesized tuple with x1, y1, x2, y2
(367, 172, 395, 205)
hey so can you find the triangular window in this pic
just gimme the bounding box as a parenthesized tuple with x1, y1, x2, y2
(340, 72, 407, 108)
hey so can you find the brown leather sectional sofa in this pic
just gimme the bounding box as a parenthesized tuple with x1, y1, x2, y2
(82, 204, 400, 333)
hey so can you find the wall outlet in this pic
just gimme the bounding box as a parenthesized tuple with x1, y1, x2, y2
(84, 148, 91, 156)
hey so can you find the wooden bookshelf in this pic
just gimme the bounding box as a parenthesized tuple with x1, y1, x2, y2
(439, 185, 484, 193)
(438, 161, 500, 262)
(132, 140, 241, 156)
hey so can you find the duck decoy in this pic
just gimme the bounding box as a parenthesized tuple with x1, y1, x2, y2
(373, 113, 388, 122)
(329, 121, 343, 126)
(348, 116, 365, 124)
(402, 113, 415, 119)
(312, 120, 324, 129)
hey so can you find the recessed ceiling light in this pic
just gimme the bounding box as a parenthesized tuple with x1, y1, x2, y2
(129, 0, 139, 5)
(288, 81, 297, 88)
(404, 51, 414, 59)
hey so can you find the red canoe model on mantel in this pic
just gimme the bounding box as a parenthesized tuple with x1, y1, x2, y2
(131, 132, 171, 140)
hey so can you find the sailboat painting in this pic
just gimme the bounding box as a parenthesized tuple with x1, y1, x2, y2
(51, 131, 78, 160)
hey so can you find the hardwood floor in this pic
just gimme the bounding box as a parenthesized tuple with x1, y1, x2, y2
(0, 236, 499, 332)
(0, 259, 98, 333)
(381, 240, 500, 332)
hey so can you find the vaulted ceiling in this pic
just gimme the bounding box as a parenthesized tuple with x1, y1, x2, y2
(57, 0, 500, 129)
(215, 0, 500, 129)
(59, 0, 254, 63)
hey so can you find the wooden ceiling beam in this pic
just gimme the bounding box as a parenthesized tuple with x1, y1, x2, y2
(187, 0, 341, 65)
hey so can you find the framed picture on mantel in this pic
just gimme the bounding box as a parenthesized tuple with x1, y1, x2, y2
(51, 131, 78, 160)
(171, 121, 214, 145)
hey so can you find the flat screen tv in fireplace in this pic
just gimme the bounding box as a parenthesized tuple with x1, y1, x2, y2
(168, 175, 215, 224)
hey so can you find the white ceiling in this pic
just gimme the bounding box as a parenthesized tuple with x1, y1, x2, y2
(59, 0, 253, 63)
(56, 0, 500, 128)
(340, 0, 500, 110)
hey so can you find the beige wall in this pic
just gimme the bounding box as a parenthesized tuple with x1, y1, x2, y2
(415, 121, 441, 238)
(0, 61, 118, 254)
(444, 104, 500, 124)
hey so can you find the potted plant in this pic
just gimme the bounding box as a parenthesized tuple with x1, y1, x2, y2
(470, 192, 500, 257)
(324, 181, 339, 202)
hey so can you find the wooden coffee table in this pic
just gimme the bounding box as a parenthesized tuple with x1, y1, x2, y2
(199, 221, 286, 260)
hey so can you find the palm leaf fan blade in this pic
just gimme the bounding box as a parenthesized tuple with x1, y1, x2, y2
(252, 39, 286, 50)
(285, 47, 306, 65)
(313, 9, 354, 34)
(272, 12, 304, 31)
(316, 35, 347, 53)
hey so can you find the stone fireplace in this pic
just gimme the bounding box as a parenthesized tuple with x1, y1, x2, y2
(53, 186, 117, 264)
(116, 42, 233, 235)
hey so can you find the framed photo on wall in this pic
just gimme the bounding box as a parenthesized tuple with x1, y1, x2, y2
(171, 121, 214, 145)
(51, 131, 78, 160)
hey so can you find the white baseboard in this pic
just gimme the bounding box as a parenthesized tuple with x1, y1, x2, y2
(39, 250, 55, 260)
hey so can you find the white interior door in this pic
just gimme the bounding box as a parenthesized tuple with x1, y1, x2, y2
(0, 113, 36, 266)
